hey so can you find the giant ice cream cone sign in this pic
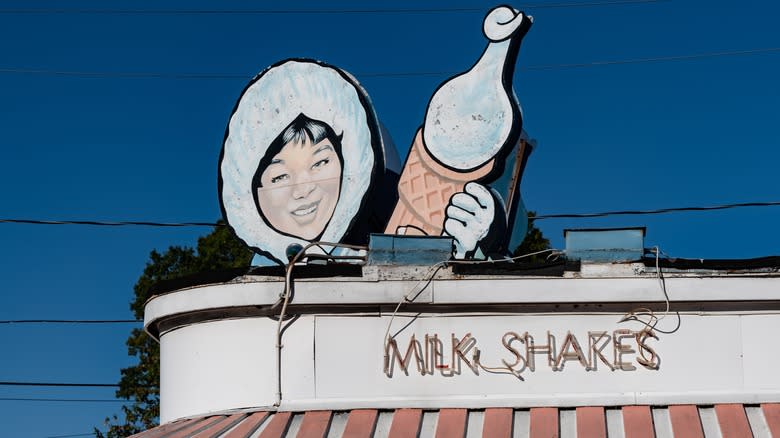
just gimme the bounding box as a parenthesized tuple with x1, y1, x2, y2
(386, 6, 533, 257)
(219, 5, 535, 265)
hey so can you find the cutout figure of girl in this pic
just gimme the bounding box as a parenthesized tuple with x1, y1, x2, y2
(252, 115, 344, 242)
(219, 59, 395, 266)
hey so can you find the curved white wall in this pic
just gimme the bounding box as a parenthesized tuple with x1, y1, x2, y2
(151, 274, 780, 423)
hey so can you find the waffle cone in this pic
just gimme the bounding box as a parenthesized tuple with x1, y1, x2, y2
(385, 129, 494, 236)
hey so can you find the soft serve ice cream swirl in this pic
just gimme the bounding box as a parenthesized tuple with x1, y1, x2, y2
(423, 6, 531, 171)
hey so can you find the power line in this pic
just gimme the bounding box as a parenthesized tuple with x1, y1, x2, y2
(531, 201, 780, 220)
(1, 200, 779, 229)
(0, 1, 668, 15)
(0, 67, 464, 80)
(47, 434, 97, 438)
(0, 319, 141, 324)
(0, 397, 127, 403)
(525, 47, 780, 70)
(0, 67, 248, 80)
(0, 218, 219, 227)
(4, 7, 485, 15)
(2, 46, 777, 80)
(0, 381, 122, 387)
(0, 67, 451, 79)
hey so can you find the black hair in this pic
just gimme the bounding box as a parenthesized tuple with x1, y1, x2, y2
(251, 113, 344, 230)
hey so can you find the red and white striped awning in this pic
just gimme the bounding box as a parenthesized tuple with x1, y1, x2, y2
(131, 404, 780, 437)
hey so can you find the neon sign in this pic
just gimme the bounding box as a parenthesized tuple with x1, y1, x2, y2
(384, 328, 660, 379)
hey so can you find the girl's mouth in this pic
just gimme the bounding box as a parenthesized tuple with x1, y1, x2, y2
(291, 201, 320, 217)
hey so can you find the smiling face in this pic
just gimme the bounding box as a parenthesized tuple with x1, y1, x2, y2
(256, 135, 343, 240)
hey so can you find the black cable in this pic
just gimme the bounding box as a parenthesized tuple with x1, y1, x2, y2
(0, 68, 455, 79)
(0, 68, 248, 80)
(1, 201, 779, 228)
(531, 201, 780, 220)
(0, 218, 220, 227)
(397, 224, 430, 235)
(0, 319, 141, 324)
(407, 264, 445, 303)
(46, 434, 97, 438)
(1, 7, 482, 14)
(0, 397, 128, 403)
(525, 47, 780, 70)
(4, 46, 779, 80)
(0, 381, 122, 387)
(0, 1, 668, 15)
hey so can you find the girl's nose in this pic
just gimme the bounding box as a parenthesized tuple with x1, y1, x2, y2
(292, 177, 316, 199)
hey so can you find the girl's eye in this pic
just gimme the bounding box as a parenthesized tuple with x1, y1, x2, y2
(312, 158, 330, 169)
(270, 174, 289, 184)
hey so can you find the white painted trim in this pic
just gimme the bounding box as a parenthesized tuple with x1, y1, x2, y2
(274, 390, 780, 411)
(158, 390, 780, 422)
(156, 305, 780, 422)
(144, 276, 780, 329)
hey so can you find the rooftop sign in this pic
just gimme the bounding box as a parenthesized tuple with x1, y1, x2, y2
(219, 6, 534, 265)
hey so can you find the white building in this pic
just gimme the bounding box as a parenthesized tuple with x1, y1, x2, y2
(134, 229, 780, 437)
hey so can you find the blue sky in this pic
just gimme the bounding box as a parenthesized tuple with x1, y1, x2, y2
(1, 0, 778, 436)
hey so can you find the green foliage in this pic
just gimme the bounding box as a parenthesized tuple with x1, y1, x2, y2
(512, 211, 552, 262)
(97, 216, 549, 437)
(97, 223, 252, 437)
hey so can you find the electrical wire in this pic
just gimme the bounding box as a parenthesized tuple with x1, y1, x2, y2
(46, 434, 97, 438)
(0, 67, 248, 80)
(0, 218, 219, 227)
(4, 46, 779, 80)
(446, 248, 562, 264)
(384, 248, 561, 342)
(0, 1, 669, 15)
(4, 251, 557, 330)
(0, 397, 128, 403)
(0, 319, 141, 324)
(0, 381, 121, 387)
(525, 47, 780, 70)
(273, 241, 368, 408)
(530, 200, 780, 220)
(3, 200, 779, 229)
(382, 248, 565, 377)
(619, 246, 681, 334)
(384, 262, 447, 345)
(0, 67, 454, 79)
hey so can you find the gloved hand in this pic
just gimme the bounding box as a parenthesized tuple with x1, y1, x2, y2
(443, 182, 495, 259)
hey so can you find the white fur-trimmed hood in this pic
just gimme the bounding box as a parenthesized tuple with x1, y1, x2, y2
(219, 59, 382, 265)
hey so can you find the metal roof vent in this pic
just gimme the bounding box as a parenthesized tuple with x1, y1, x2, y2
(367, 234, 454, 266)
(564, 227, 646, 262)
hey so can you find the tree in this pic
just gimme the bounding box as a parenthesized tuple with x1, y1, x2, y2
(98, 217, 550, 436)
(97, 222, 252, 437)
(513, 212, 552, 262)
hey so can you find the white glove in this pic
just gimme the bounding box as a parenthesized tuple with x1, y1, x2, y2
(443, 182, 495, 259)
